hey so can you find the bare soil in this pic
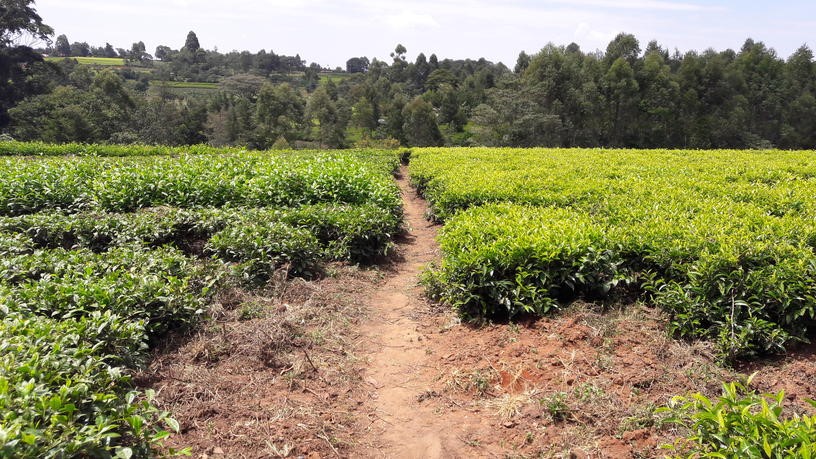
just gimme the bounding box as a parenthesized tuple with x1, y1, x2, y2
(142, 165, 816, 458)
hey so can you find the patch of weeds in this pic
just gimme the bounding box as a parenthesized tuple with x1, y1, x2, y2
(307, 329, 326, 346)
(593, 351, 614, 371)
(540, 392, 571, 422)
(237, 301, 265, 320)
(524, 431, 535, 444)
(619, 403, 660, 433)
(573, 382, 605, 403)
(471, 370, 492, 396)
(462, 436, 481, 447)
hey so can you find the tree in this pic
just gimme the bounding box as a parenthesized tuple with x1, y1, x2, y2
(183, 30, 200, 53)
(637, 49, 680, 146)
(306, 85, 345, 147)
(70, 41, 89, 57)
(154, 45, 172, 61)
(413, 52, 431, 90)
(346, 56, 369, 73)
(389, 44, 408, 82)
(605, 33, 640, 66)
(734, 39, 785, 147)
(53, 33, 69, 56)
(391, 44, 407, 62)
(9, 70, 136, 142)
(253, 82, 305, 146)
(219, 73, 266, 99)
(514, 51, 530, 74)
(103, 42, 116, 58)
(128, 41, 150, 62)
(350, 96, 377, 131)
(470, 87, 563, 147)
(605, 57, 639, 145)
(304, 62, 321, 91)
(1, 0, 54, 128)
(0, 0, 53, 47)
(402, 97, 442, 146)
(779, 45, 816, 148)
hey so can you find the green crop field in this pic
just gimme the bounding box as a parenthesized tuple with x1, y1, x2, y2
(0, 143, 402, 457)
(411, 147, 816, 360)
(320, 72, 352, 84)
(0, 140, 236, 156)
(45, 56, 126, 66)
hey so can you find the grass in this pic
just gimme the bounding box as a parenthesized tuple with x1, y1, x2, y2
(320, 73, 353, 84)
(45, 56, 125, 66)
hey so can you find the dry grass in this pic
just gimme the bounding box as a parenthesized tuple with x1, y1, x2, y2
(139, 264, 382, 458)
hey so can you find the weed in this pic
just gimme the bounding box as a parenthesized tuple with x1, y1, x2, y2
(573, 382, 605, 403)
(619, 403, 660, 433)
(237, 301, 265, 320)
(540, 392, 571, 422)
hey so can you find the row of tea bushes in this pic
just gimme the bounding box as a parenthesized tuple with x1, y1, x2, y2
(412, 147, 816, 360)
(0, 145, 403, 456)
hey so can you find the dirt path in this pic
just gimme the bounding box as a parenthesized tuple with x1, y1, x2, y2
(354, 166, 497, 458)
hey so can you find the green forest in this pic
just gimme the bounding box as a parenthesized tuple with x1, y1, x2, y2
(2, 1, 815, 150)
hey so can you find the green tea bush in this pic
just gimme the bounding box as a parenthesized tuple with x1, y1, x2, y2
(0, 202, 402, 264)
(413, 147, 816, 358)
(0, 151, 401, 216)
(0, 310, 185, 458)
(0, 143, 405, 456)
(660, 376, 816, 458)
(206, 222, 320, 282)
(0, 246, 214, 341)
(0, 140, 231, 157)
(429, 203, 626, 319)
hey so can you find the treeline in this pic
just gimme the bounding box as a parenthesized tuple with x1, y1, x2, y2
(46, 31, 310, 81)
(2, 3, 815, 149)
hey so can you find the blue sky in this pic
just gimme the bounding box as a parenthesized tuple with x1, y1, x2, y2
(35, 0, 815, 68)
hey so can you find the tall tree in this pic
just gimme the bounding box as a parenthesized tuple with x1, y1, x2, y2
(604, 57, 639, 146)
(346, 56, 369, 73)
(605, 33, 641, 66)
(52, 33, 69, 56)
(183, 30, 200, 53)
(253, 82, 305, 146)
(637, 48, 680, 146)
(1, 0, 52, 47)
(0, 0, 53, 128)
(69, 41, 89, 57)
(306, 85, 345, 147)
(103, 42, 116, 58)
(514, 51, 530, 74)
(128, 41, 150, 62)
(154, 45, 172, 61)
(402, 97, 443, 146)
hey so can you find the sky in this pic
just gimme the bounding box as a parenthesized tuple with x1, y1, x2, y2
(34, 0, 816, 68)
